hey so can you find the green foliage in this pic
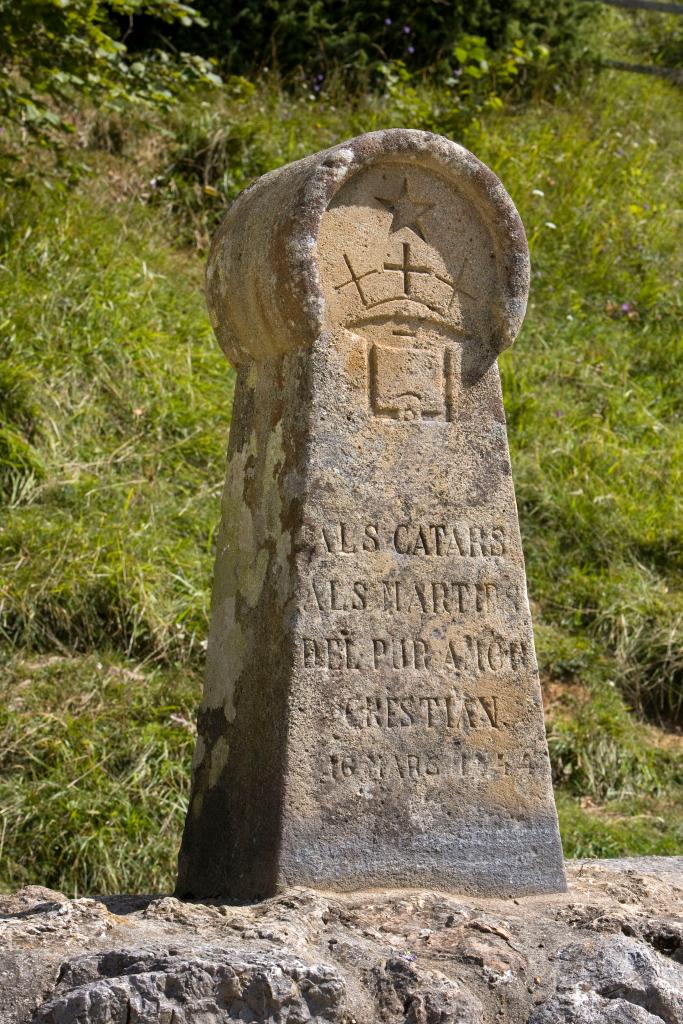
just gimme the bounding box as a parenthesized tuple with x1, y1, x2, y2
(158, 0, 595, 81)
(0, 0, 599, 151)
(0, 360, 45, 503)
(0, 0, 221, 138)
(372, 35, 550, 130)
(644, 13, 683, 69)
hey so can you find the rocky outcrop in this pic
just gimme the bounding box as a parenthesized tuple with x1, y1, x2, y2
(1, 858, 681, 1023)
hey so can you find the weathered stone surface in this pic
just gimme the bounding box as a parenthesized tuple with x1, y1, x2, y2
(528, 933, 683, 1024)
(33, 949, 347, 1024)
(177, 127, 564, 900)
(1, 860, 682, 1024)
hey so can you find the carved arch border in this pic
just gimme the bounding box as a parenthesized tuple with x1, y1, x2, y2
(206, 129, 529, 367)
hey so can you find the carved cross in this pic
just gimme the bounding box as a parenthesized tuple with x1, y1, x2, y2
(383, 242, 432, 296)
(334, 254, 377, 306)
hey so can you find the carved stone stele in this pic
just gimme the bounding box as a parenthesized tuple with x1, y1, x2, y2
(176, 129, 566, 900)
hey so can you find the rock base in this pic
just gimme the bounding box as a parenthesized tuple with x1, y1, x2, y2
(1, 858, 682, 1023)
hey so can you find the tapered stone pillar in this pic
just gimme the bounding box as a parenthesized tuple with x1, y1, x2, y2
(176, 129, 566, 900)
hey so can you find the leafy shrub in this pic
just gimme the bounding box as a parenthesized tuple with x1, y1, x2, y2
(0, 0, 221, 138)
(130, 0, 596, 82)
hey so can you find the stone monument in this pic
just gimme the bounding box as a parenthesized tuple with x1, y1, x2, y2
(177, 128, 566, 901)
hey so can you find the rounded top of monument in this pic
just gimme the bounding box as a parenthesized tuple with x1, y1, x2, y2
(206, 128, 529, 370)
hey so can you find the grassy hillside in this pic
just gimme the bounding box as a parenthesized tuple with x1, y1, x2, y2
(1, 62, 682, 894)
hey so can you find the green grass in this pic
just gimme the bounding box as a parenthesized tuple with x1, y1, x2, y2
(549, 683, 683, 801)
(472, 79, 683, 723)
(558, 792, 683, 859)
(0, 58, 682, 894)
(0, 182, 233, 662)
(0, 652, 198, 895)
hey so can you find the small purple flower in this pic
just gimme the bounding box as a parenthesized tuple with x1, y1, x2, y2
(407, 45, 415, 54)
(384, 17, 392, 25)
(403, 24, 411, 33)
(621, 302, 632, 313)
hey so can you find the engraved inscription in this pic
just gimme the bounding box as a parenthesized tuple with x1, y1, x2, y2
(301, 508, 529, 791)
(342, 693, 500, 731)
(325, 746, 549, 784)
(382, 580, 503, 614)
(305, 579, 370, 612)
(304, 578, 518, 615)
(335, 253, 378, 306)
(392, 523, 507, 557)
(329, 751, 441, 782)
(434, 255, 477, 304)
(371, 637, 432, 669)
(302, 637, 362, 671)
(301, 633, 531, 674)
(316, 521, 508, 557)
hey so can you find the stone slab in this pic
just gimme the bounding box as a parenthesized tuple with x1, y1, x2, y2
(177, 128, 566, 900)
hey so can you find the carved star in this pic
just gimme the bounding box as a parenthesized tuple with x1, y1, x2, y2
(375, 177, 435, 241)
